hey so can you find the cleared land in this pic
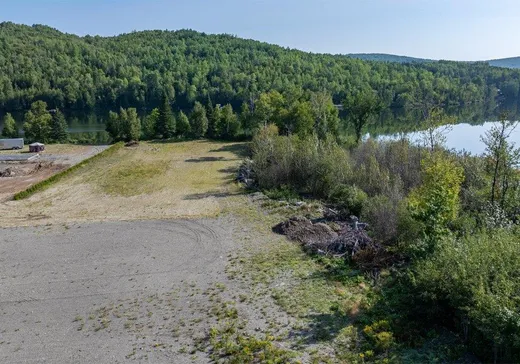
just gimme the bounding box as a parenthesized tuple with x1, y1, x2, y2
(0, 141, 244, 227)
(1, 140, 367, 363)
(0, 219, 236, 363)
(0, 144, 108, 202)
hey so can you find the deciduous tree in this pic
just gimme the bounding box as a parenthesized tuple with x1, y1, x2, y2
(190, 102, 208, 138)
(344, 89, 383, 144)
(1, 113, 18, 138)
(23, 101, 52, 143)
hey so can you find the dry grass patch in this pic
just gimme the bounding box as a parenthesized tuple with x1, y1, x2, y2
(0, 140, 247, 226)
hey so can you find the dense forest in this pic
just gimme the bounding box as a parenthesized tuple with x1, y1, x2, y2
(1, 22, 520, 114)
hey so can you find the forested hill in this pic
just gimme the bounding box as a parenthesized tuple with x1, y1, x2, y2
(1, 21, 520, 112)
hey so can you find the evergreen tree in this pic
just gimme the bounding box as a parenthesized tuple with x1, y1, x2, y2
(190, 102, 208, 138)
(207, 102, 222, 138)
(176, 111, 190, 137)
(23, 100, 52, 143)
(165, 112, 176, 138)
(1, 113, 18, 138)
(156, 95, 175, 139)
(49, 110, 69, 143)
(142, 108, 159, 140)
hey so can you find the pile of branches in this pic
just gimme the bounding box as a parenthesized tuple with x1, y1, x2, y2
(273, 214, 394, 270)
(236, 158, 255, 188)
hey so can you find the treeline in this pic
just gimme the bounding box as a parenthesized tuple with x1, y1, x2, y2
(250, 119, 520, 361)
(105, 89, 340, 142)
(1, 22, 520, 113)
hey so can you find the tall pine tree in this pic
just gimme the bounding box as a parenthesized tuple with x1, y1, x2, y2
(49, 110, 69, 143)
(156, 95, 175, 139)
(207, 103, 222, 139)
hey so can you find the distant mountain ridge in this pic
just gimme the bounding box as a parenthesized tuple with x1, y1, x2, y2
(347, 53, 435, 64)
(488, 57, 520, 69)
(348, 53, 520, 69)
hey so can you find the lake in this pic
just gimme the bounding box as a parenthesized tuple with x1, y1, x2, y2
(371, 121, 520, 156)
(1, 104, 519, 153)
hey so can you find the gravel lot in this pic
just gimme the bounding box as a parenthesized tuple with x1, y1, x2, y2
(0, 218, 234, 363)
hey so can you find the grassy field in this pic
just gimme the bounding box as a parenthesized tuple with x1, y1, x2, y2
(0, 140, 246, 227)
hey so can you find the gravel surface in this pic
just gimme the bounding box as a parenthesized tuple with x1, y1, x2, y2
(0, 218, 234, 363)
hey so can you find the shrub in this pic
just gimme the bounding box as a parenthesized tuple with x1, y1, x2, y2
(363, 195, 400, 242)
(363, 320, 395, 352)
(408, 152, 464, 239)
(328, 184, 367, 217)
(264, 185, 300, 201)
(251, 126, 351, 197)
(411, 229, 520, 362)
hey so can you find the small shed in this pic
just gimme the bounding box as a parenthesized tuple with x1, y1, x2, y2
(29, 142, 45, 153)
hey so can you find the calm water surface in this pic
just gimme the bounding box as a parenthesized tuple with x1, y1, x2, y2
(373, 121, 520, 156)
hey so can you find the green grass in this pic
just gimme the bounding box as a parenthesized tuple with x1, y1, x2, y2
(96, 159, 168, 196)
(13, 143, 124, 200)
(208, 319, 296, 363)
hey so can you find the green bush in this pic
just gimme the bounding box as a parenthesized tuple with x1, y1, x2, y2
(328, 184, 368, 217)
(411, 229, 520, 362)
(408, 152, 464, 239)
(264, 185, 300, 201)
(251, 125, 351, 198)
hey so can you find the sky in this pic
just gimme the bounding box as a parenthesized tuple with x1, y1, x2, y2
(1, 0, 519, 61)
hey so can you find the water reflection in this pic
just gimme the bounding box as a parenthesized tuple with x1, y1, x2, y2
(374, 121, 520, 155)
(364, 102, 520, 155)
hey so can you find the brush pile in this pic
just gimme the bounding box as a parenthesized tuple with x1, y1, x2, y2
(273, 214, 393, 270)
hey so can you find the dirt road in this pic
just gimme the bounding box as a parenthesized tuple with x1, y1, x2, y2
(0, 219, 234, 363)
